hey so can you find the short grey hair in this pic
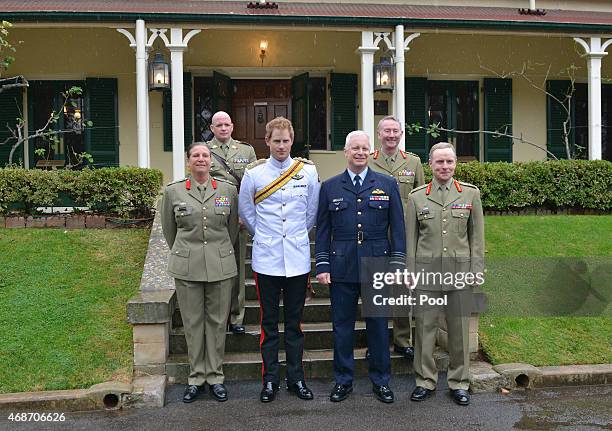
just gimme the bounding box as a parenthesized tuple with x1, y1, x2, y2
(344, 130, 371, 151)
(377, 116, 401, 131)
(429, 142, 457, 161)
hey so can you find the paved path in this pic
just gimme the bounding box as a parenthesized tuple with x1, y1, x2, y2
(1, 375, 611, 431)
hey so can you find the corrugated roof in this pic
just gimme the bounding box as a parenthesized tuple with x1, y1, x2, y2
(2, 1, 612, 27)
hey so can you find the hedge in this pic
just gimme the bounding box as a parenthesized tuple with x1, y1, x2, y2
(0, 167, 163, 218)
(421, 160, 612, 211)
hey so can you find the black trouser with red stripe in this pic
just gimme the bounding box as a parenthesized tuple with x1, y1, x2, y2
(255, 273, 308, 386)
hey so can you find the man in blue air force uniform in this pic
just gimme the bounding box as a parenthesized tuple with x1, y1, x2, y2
(239, 117, 320, 403)
(315, 130, 406, 404)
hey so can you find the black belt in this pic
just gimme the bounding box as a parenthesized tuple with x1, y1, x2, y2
(332, 230, 388, 241)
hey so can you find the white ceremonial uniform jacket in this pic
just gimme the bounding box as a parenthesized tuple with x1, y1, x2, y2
(239, 156, 320, 277)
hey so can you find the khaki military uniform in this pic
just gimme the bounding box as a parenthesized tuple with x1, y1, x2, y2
(206, 137, 257, 326)
(161, 176, 239, 386)
(406, 177, 484, 391)
(370, 148, 425, 348)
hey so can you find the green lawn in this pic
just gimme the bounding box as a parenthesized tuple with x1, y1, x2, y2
(0, 228, 150, 394)
(480, 216, 612, 366)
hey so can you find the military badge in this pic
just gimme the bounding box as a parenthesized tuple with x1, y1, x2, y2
(451, 203, 472, 210)
(398, 169, 415, 177)
(332, 198, 344, 202)
(215, 196, 230, 207)
(419, 206, 430, 215)
(372, 189, 386, 195)
(292, 174, 304, 180)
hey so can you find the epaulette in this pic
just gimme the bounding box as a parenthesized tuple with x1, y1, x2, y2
(294, 157, 314, 165)
(234, 140, 254, 148)
(212, 176, 234, 184)
(246, 159, 267, 170)
(410, 183, 428, 194)
(458, 180, 479, 190)
(405, 151, 421, 160)
(166, 178, 187, 186)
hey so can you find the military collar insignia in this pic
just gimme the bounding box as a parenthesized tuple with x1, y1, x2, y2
(292, 174, 304, 180)
(212, 178, 217, 190)
(185, 178, 191, 190)
(451, 203, 472, 209)
(215, 196, 230, 207)
(454, 179, 462, 193)
(399, 150, 407, 159)
(425, 182, 432, 195)
(372, 188, 386, 195)
(372, 149, 380, 159)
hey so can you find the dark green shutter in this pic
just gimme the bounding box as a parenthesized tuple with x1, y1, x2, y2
(484, 78, 513, 162)
(163, 72, 194, 152)
(405, 77, 428, 161)
(85, 78, 119, 167)
(291, 72, 309, 157)
(330, 73, 357, 150)
(0, 88, 24, 166)
(212, 71, 232, 115)
(547, 80, 573, 159)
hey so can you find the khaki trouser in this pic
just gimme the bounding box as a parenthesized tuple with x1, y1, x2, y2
(229, 226, 248, 325)
(414, 289, 470, 391)
(174, 278, 232, 386)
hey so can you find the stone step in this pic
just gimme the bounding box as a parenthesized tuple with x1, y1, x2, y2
(244, 259, 317, 278)
(170, 321, 394, 355)
(244, 278, 329, 300)
(167, 347, 446, 383)
(173, 297, 352, 327)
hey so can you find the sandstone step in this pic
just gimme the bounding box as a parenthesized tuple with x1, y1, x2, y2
(166, 347, 443, 383)
(244, 278, 329, 300)
(170, 321, 393, 355)
(173, 297, 356, 327)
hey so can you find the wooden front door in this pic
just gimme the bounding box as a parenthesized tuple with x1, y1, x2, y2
(231, 80, 291, 158)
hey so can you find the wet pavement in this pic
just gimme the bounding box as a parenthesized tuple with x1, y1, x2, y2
(1, 375, 610, 431)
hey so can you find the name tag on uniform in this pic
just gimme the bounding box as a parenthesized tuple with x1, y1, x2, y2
(293, 184, 307, 188)
(215, 196, 230, 207)
(451, 203, 472, 210)
(369, 195, 389, 201)
(419, 206, 430, 215)
(398, 169, 415, 176)
(233, 158, 250, 164)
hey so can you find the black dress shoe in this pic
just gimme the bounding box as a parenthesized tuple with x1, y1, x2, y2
(260, 382, 279, 403)
(209, 383, 228, 402)
(287, 380, 314, 400)
(410, 386, 435, 402)
(329, 383, 353, 402)
(373, 384, 394, 403)
(228, 323, 246, 334)
(183, 384, 204, 403)
(450, 389, 470, 406)
(393, 344, 415, 361)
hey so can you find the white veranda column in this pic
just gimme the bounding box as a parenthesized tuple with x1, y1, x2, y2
(117, 20, 150, 168)
(574, 37, 612, 160)
(357, 31, 378, 143)
(394, 29, 420, 151)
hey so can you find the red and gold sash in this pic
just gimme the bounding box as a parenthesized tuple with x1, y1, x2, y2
(254, 160, 305, 204)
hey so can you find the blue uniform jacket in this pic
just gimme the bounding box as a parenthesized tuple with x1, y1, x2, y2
(315, 169, 406, 284)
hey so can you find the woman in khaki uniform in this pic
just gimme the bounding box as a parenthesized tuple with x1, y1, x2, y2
(161, 142, 238, 403)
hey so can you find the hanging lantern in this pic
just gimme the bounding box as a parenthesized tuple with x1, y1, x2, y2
(373, 52, 394, 92)
(149, 51, 170, 91)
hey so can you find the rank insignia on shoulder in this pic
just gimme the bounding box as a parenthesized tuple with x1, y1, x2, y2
(215, 196, 230, 207)
(231, 145, 237, 149)
(211, 145, 218, 149)
(332, 198, 344, 203)
(292, 174, 304, 180)
(398, 170, 415, 176)
(369, 195, 389, 201)
(419, 207, 430, 215)
(372, 188, 386, 195)
(451, 203, 472, 210)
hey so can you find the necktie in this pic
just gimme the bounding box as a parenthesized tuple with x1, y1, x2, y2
(198, 185, 206, 199)
(440, 185, 448, 204)
(354, 175, 361, 192)
(221, 144, 228, 157)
